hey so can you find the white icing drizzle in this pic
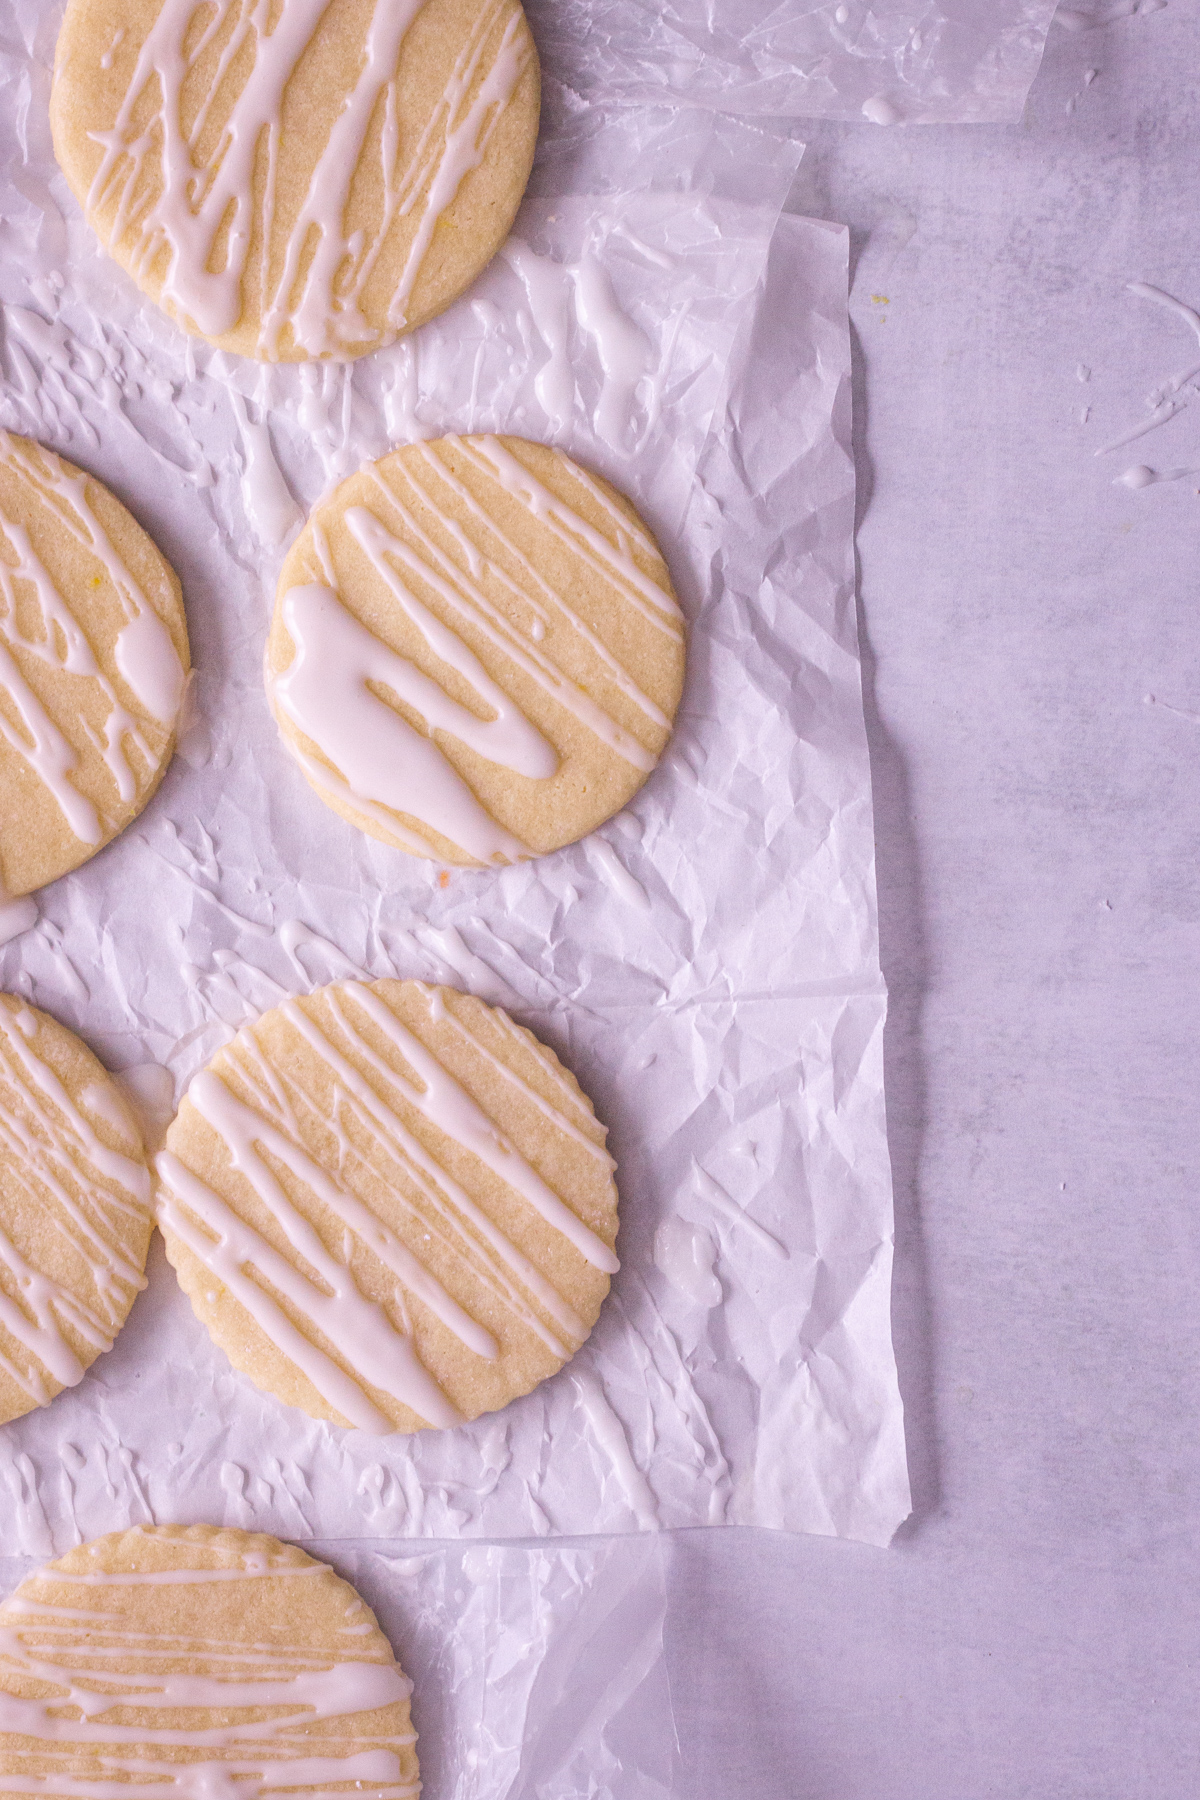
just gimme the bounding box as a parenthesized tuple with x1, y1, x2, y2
(228, 385, 302, 546)
(260, 0, 430, 357)
(37, 1560, 322, 1586)
(0, 434, 184, 849)
(86, 0, 532, 358)
(407, 443, 673, 729)
(272, 581, 537, 866)
(380, 0, 531, 334)
(278, 918, 368, 984)
(269, 437, 677, 864)
(695, 1165, 788, 1262)
(572, 1368, 659, 1529)
(500, 241, 576, 431)
(276, 991, 591, 1358)
(354, 484, 660, 769)
(415, 984, 615, 1171)
(0, 1543, 416, 1797)
(338, 983, 618, 1271)
(157, 1115, 464, 1435)
(465, 435, 683, 629)
(0, 1003, 151, 1407)
(573, 252, 652, 449)
(157, 981, 616, 1432)
(502, 232, 678, 451)
(197, 1062, 495, 1360)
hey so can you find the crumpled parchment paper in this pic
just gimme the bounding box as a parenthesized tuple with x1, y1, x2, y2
(0, 0, 909, 1557)
(528, 0, 1061, 125)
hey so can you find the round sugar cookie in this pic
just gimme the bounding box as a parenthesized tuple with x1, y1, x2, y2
(0, 432, 190, 902)
(267, 434, 685, 866)
(0, 993, 154, 1424)
(50, 0, 541, 362)
(156, 977, 620, 1434)
(0, 1523, 420, 1799)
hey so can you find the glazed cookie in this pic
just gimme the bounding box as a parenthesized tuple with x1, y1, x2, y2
(0, 1523, 420, 1800)
(0, 993, 154, 1424)
(0, 432, 189, 903)
(156, 978, 620, 1433)
(267, 435, 685, 865)
(51, 0, 540, 361)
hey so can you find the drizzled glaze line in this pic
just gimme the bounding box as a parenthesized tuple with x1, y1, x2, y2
(383, 1, 531, 334)
(0, 1544, 415, 1797)
(340, 982, 618, 1270)
(0, 435, 184, 852)
(192, 1063, 496, 1361)
(466, 435, 683, 629)
(158, 981, 614, 1431)
(156, 1135, 462, 1435)
(357, 473, 659, 765)
(297, 987, 601, 1331)
(0, 1003, 150, 1407)
(410, 441, 672, 729)
(272, 581, 537, 866)
(417, 985, 616, 1170)
(270, 438, 676, 863)
(1, 436, 185, 727)
(270, 994, 589, 1359)
(35, 1560, 323, 1585)
(86, 0, 532, 357)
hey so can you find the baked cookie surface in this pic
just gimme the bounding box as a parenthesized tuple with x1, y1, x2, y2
(51, 0, 540, 361)
(156, 978, 620, 1434)
(0, 431, 189, 901)
(0, 1523, 419, 1800)
(267, 435, 685, 865)
(0, 993, 154, 1425)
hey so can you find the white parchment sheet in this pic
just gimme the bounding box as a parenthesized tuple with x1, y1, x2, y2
(527, 0, 1061, 125)
(0, 1, 909, 1554)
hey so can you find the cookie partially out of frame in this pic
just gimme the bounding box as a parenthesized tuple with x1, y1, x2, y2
(156, 978, 620, 1434)
(51, 0, 541, 361)
(0, 993, 154, 1425)
(0, 431, 189, 903)
(0, 1523, 420, 1800)
(267, 434, 685, 866)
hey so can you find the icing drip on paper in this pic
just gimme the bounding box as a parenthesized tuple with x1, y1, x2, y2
(0, 434, 184, 850)
(571, 1368, 659, 1529)
(156, 982, 616, 1433)
(500, 242, 576, 432)
(0, 1002, 151, 1407)
(590, 837, 651, 911)
(573, 252, 653, 448)
(228, 385, 302, 546)
(1096, 283, 1200, 458)
(86, 0, 533, 358)
(0, 1537, 416, 1795)
(268, 438, 677, 864)
(501, 238, 674, 450)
